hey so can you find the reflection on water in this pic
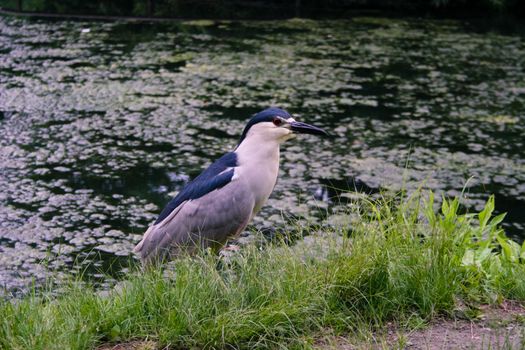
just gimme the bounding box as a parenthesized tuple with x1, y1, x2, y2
(1, 16, 524, 295)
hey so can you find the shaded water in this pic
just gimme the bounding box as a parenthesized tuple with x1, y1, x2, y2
(1, 16, 524, 295)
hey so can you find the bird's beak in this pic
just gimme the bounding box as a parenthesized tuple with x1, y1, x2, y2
(290, 121, 328, 136)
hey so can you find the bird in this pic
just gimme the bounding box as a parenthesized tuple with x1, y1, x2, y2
(133, 107, 327, 265)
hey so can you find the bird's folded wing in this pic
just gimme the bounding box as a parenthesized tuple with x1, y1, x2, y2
(153, 152, 238, 226)
(134, 179, 255, 262)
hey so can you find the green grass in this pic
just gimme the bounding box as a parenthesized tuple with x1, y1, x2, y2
(1, 191, 525, 349)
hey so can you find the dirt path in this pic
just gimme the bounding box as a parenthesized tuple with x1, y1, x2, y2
(317, 301, 525, 349)
(398, 303, 525, 350)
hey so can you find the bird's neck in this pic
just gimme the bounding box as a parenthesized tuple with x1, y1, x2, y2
(235, 135, 281, 166)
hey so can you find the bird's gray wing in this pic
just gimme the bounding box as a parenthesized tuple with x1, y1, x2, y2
(134, 180, 255, 264)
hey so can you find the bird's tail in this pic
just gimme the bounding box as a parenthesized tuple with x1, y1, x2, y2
(133, 225, 154, 255)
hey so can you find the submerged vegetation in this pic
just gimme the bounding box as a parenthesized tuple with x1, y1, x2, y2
(1, 192, 525, 349)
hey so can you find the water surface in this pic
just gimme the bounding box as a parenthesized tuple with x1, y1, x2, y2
(1, 16, 524, 294)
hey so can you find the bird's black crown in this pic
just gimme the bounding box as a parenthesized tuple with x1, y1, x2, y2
(238, 107, 291, 144)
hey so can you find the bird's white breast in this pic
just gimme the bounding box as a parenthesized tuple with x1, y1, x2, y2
(234, 136, 280, 216)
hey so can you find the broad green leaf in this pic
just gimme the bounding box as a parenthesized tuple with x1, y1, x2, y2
(110, 324, 121, 341)
(497, 236, 515, 262)
(478, 195, 495, 230)
(476, 248, 493, 263)
(489, 213, 506, 228)
(520, 241, 525, 260)
(462, 249, 476, 266)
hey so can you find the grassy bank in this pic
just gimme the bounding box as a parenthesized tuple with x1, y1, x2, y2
(1, 192, 525, 349)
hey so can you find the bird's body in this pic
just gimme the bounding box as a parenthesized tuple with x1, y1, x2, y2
(134, 108, 326, 265)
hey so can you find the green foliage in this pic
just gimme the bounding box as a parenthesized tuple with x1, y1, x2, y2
(1, 192, 525, 349)
(0, 0, 523, 17)
(1, 0, 142, 15)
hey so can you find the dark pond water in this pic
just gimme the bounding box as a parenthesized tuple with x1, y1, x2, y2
(1, 16, 524, 295)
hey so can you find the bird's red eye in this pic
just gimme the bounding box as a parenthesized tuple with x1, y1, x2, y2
(273, 117, 282, 126)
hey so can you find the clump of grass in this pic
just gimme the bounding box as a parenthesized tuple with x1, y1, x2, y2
(1, 191, 525, 349)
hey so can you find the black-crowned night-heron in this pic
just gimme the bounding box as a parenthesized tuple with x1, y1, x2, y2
(134, 107, 327, 265)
